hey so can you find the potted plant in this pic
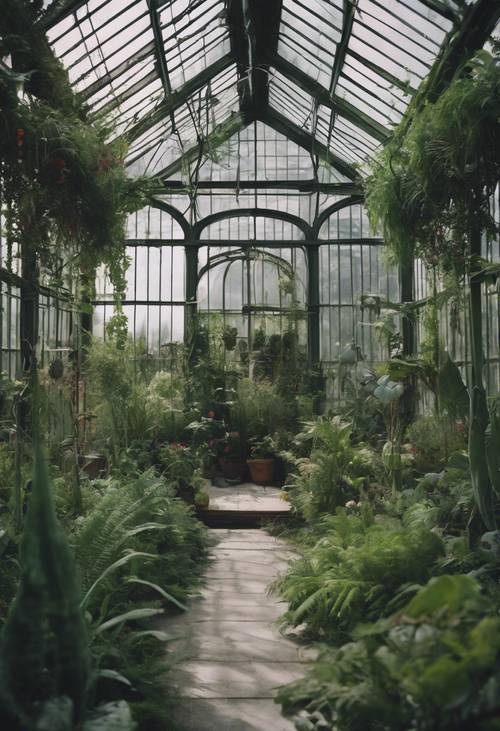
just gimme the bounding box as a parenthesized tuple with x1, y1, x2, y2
(246, 435, 275, 486)
(222, 325, 238, 351)
(218, 431, 247, 481)
(194, 489, 210, 509)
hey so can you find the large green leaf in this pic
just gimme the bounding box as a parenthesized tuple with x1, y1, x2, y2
(405, 575, 486, 618)
(438, 355, 469, 420)
(485, 399, 500, 497)
(80, 551, 158, 609)
(95, 608, 163, 635)
(0, 372, 91, 726)
(126, 577, 186, 610)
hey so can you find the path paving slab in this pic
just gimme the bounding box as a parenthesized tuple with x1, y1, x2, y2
(172, 698, 296, 731)
(161, 484, 309, 730)
(175, 659, 307, 698)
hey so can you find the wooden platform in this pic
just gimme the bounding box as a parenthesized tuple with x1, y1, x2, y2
(197, 482, 291, 527)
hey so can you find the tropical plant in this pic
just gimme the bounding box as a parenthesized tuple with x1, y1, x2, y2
(365, 50, 500, 530)
(71, 469, 207, 727)
(274, 510, 444, 640)
(248, 435, 276, 459)
(230, 378, 294, 443)
(0, 379, 92, 730)
(0, 1, 151, 295)
(406, 415, 466, 473)
(278, 575, 500, 731)
(286, 418, 375, 522)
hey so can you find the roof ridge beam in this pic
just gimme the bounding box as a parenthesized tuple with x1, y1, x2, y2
(228, 0, 282, 120)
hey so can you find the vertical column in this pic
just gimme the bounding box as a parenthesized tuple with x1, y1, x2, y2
(400, 257, 415, 357)
(20, 243, 38, 374)
(307, 244, 320, 366)
(185, 243, 198, 355)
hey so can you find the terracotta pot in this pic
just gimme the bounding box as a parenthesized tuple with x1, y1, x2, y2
(218, 456, 246, 481)
(246, 458, 274, 486)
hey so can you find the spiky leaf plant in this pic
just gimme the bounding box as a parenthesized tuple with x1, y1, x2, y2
(0, 376, 91, 729)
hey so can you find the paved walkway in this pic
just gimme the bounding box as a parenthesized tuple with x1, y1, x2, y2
(164, 527, 311, 731)
(207, 481, 290, 513)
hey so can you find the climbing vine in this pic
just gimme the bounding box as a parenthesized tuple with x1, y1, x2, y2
(0, 1, 152, 295)
(365, 48, 500, 274)
(365, 46, 500, 531)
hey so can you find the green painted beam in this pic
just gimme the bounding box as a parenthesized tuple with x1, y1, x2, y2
(329, 0, 356, 95)
(307, 245, 320, 365)
(39, 0, 88, 30)
(418, 0, 461, 23)
(193, 206, 312, 239)
(151, 179, 363, 194)
(227, 0, 282, 121)
(154, 112, 249, 180)
(346, 50, 416, 96)
(122, 55, 234, 147)
(262, 107, 359, 181)
(399, 0, 500, 135)
(80, 41, 157, 101)
(272, 54, 389, 142)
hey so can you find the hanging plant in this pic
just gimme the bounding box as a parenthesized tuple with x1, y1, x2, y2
(365, 47, 500, 531)
(365, 49, 500, 274)
(0, 1, 154, 292)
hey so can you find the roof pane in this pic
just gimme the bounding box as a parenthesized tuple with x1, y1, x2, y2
(159, 0, 230, 89)
(278, 0, 342, 88)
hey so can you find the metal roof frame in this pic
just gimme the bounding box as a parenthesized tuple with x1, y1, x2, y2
(40, 0, 499, 188)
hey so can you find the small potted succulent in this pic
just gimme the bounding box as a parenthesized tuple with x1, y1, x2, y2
(218, 431, 247, 481)
(246, 435, 275, 485)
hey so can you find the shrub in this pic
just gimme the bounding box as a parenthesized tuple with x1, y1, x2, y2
(278, 575, 500, 731)
(274, 510, 444, 640)
(286, 418, 380, 522)
(406, 416, 467, 473)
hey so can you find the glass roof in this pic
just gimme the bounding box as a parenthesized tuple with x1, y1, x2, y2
(43, 0, 466, 183)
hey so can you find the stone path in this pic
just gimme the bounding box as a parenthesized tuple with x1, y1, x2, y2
(164, 527, 310, 731)
(207, 482, 291, 514)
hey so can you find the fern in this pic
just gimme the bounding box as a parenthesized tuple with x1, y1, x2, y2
(274, 512, 444, 639)
(288, 418, 375, 522)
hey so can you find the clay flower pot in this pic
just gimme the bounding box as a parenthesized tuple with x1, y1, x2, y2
(246, 458, 274, 486)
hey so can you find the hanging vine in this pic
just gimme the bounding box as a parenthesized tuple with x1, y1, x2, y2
(364, 46, 500, 531)
(0, 1, 153, 297)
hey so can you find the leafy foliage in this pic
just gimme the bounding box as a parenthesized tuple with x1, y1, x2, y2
(0, 400, 91, 730)
(365, 50, 500, 271)
(286, 418, 378, 522)
(278, 575, 500, 731)
(274, 510, 444, 639)
(0, 1, 152, 288)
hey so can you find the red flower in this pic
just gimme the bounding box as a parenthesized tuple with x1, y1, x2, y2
(207, 410, 215, 419)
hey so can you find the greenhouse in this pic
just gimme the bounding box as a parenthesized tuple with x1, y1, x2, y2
(0, 0, 500, 729)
